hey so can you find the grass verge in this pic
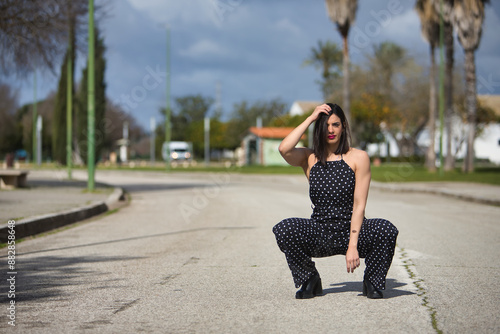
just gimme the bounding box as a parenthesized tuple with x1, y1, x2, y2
(15, 161, 500, 185)
(371, 164, 500, 185)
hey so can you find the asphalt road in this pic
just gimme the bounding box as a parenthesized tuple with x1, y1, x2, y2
(1, 170, 499, 333)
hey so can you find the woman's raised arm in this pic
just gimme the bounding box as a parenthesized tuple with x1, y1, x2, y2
(278, 104, 330, 168)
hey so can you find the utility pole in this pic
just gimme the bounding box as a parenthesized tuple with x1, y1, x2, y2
(150, 117, 156, 164)
(256, 117, 262, 165)
(165, 25, 171, 170)
(204, 117, 210, 166)
(120, 121, 129, 163)
(87, 0, 95, 190)
(216, 81, 222, 116)
(67, 29, 73, 179)
(36, 115, 42, 165)
(438, 0, 445, 176)
(32, 70, 37, 166)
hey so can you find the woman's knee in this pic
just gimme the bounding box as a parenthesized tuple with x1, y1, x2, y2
(380, 219, 398, 241)
(367, 218, 398, 238)
(272, 219, 298, 251)
(272, 219, 294, 236)
(272, 220, 284, 236)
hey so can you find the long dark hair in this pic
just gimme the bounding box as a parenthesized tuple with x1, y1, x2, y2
(312, 103, 351, 166)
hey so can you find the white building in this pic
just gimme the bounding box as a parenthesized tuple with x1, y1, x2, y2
(289, 101, 322, 116)
(369, 95, 500, 164)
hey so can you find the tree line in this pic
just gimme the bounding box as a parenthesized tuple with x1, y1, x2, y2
(1, 0, 496, 168)
(323, 0, 492, 172)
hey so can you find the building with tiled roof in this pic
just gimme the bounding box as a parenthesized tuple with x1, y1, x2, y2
(241, 127, 306, 166)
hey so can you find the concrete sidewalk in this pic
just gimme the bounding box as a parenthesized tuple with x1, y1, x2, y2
(0, 170, 125, 242)
(0, 169, 498, 242)
(370, 180, 500, 207)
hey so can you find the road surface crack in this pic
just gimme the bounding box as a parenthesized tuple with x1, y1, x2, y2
(398, 246, 443, 334)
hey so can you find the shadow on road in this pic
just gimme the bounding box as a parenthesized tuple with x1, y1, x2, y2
(323, 279, 415, 299)
(3, 226, 255, 258)
(121, 182, 214, 193)
(0, 254, 141, 303)
(29, 178, 221, 194)
(28, 179, 109, 189)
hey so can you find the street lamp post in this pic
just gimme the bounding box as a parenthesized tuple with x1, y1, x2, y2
(87, 0, 96, 190)
(204, 117, 210, 166)
(150, 117, 156, 164)
(67, 36, 73, 179)
(165, 25, 171, 170)
(36, 115, 42, 165)
(32, 70, 37, 166)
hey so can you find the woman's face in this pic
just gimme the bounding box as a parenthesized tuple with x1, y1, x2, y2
(326, 113, 343, 144)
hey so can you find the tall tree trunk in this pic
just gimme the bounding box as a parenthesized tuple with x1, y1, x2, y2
(342, 35, 352, 140)
(426, 44, 437, 172)
(463, 49, 476, 173)
(444, 22, 455, 171)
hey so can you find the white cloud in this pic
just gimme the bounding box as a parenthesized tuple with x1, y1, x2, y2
(127, 0, 214, 25)
(275, 18, 303, 38)
(179, 39, 231, 59)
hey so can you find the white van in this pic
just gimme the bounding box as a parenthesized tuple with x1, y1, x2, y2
(162, 141, 193, 161)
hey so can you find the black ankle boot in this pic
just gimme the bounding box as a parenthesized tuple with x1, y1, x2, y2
(296, 274, 323, 299)
(363, 278, 383, 299)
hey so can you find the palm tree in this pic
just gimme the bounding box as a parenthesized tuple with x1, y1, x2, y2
(432, 0, 456, 171)
(324, 0, 358, 125)
(370, 42, 406, 96)
(452, 0, 489, 172)
(416, 0, 440, 172)
(303, 40, 343, 100)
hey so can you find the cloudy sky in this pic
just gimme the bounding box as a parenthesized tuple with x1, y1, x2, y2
(8, 0, 500, 131)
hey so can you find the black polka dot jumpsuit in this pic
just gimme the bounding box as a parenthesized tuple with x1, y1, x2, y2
(273, 157, 399, 290)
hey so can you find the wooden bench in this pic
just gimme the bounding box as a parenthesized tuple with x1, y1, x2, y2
(0, 170, 29, 189)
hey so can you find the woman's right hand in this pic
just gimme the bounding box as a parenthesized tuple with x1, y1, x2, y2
(308, 104, 332, 122)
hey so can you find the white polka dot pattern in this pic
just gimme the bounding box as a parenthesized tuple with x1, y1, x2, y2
(273, 159, 398, 289)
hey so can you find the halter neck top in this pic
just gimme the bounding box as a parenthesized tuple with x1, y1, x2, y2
(309, 158, 355, 223)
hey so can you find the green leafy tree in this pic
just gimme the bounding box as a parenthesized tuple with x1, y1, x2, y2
(51, 0, 86, 165)
(0, 83, 21, 156)
(346, 42, 432, 156)
(225, 99, 288, 149)
(210, 119, 232, 150)
(351, 93, 397, 150)
(175, 95, 213, 123)
(368, 42, 407, 96)
(52, 48, 74, 165)
(303, 40, 343, 100)
(158, 94, 214, 159)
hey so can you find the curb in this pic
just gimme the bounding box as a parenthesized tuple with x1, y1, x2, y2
(0, 186, 125, 243)
(370, 182, 500, 207)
